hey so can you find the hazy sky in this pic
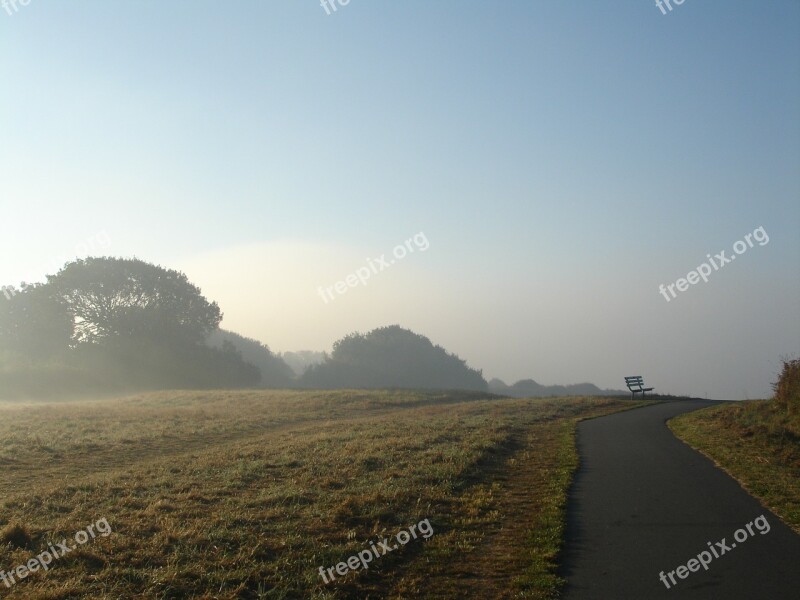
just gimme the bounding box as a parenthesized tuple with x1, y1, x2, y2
(1, 1, 798, 399)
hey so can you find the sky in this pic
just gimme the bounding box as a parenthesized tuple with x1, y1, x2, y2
(1, 1, 798, 399)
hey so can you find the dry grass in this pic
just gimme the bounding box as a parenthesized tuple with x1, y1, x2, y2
(0, 389, 639, 598)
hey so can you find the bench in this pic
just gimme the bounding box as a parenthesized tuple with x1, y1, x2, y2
(625, 375, 654, 399)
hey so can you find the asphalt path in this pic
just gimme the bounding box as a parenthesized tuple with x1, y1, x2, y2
(561, 400, 800, 599)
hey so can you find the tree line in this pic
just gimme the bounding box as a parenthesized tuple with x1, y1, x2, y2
(0, 257, 487, 397)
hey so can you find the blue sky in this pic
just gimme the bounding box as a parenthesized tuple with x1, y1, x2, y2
(1, 1, 798, 398)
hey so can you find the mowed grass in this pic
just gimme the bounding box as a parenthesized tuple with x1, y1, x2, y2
(0, 390, 640, 599)
(670, 399, 800, 534)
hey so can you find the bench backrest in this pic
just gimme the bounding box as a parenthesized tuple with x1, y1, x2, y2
(625, 375, 645, 391)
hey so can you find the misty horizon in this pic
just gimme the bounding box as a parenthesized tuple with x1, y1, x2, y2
(2, 1, 798, 399)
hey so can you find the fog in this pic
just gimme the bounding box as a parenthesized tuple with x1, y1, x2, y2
(2, 1, 798, 399)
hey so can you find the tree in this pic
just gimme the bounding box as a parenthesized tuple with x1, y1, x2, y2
(47, 257, 221, 345)
(301, 325, 488, 391)
(0, 258, 263, 396)
(206, 329, 295, 387)
(0, 283, 73, 358)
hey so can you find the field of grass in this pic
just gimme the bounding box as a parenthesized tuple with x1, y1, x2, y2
(669, 399, 800, 534)
(0, 390, 641, 599)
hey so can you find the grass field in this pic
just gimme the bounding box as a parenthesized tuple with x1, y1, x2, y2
(0, 390, 641, 599)
(670, 399, 800, 535)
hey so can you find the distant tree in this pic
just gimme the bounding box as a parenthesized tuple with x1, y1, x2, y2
(47, 257, 221, 345)
(0, 259, 262, 395)
(487, 378, 626, 398)
(206, 329, 295, 387)
(301, 325, 487, 391)
(279, 350, 326, 376)
(0, 283, 73, 358)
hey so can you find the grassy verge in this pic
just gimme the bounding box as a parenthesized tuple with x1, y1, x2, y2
(386, 399, 649, 599)
(669, 399, 800, 534)
(0, 390, 641, 598)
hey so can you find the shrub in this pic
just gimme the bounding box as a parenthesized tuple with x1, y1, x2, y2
(773, 358, 800, 416)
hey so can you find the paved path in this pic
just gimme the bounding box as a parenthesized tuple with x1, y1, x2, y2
(561, 400, 800, 599)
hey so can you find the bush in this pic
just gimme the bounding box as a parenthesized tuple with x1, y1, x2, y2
(773, 358, 800, 416)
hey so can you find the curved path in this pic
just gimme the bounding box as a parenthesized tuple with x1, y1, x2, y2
(561, 400, 800, 599)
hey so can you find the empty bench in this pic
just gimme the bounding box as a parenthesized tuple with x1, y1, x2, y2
(625, 375, 654, 399)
